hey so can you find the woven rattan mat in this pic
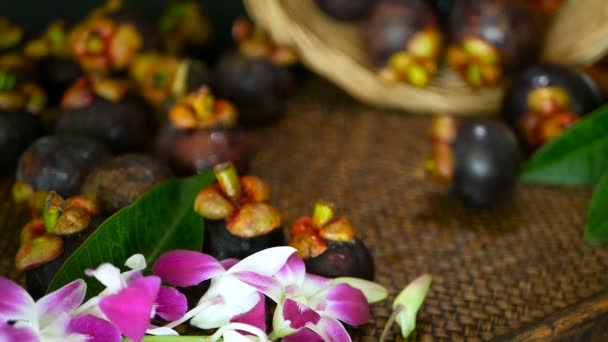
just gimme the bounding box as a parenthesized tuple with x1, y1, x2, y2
(2, 79, 608, 341)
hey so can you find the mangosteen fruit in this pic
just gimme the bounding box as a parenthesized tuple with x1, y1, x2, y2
(214, 53, 290, 125)
(0, 112, 40, 175)
(82, 154, 172, 214)
(502, 64, 603, 151)
(15, 192, 103, 299)
(364, 0, 442, 87)
(316, 0, 376, 21)
(56, 77, 150, 153)
(289, 201, 374, 280)
(23, 21, 82, 103)
(156, 86, 249, 175)
(446, 0, 541, 88)
(426, 115, 522, 207)
(16, 134, 112, 197)
(195, 162, 283, 260)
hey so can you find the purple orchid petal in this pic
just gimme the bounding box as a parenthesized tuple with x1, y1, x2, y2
(36, 279, 86, 330)
(314, 283, 370, 326)
(220, 259, 240, 270)
(68, 314, 121, 342)
(152, 250, 224, 287)
(0, 322, 38, 342)
(227, 247, 296, 276)
(299, 273, 332, 298)
(276, 254, 305, 295)
(0, 277, 34, 322)
(307, 317, 352, 342)
(282, 299, 321, 330)
(99, 276, 160, 342)
(230, 293, 266, 332)
(282, 328, 324, 342)
(155, 286, 187, 321)
(232, 271, 283, 303)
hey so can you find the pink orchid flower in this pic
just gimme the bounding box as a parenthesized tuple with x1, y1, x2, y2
(0, 277, 120, 342)
(76, 254, 187, 342)
(152, 246, 297, 331)
(233, 254, 388, 341)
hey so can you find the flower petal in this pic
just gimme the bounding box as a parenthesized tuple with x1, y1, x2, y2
(394, 274, 432, 338)
(230, 293, 266, 332)
(152, 250, 224, 287)
(232, 271, 283, 303)
(0, 322, 38, 342)
(313, 284, 369, 326)
(37, 279, 86, 330)
(331, 277, 388, 304)
(307, 317, 351, 342)
(299, 273, 332, 298)
(68, 314, 121, 342)
(220, 258, 240, 270)
(276, 254, 305, 294)
(190, 277, 259, 329)
(99, 276, 161, 342)
(125, 254, 147, 271)
(155, 286, 187, 321)
(227, 247, 296, 276)
(146, 326, 179, 336)
(0, 277, 34, 322)
(85, 263, 123, 292)
(282, 299, 320, 330)
(223, 329, 259, 342)
(282, 328, 324, 342)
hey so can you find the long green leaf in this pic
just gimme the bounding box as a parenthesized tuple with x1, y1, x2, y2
(47, 171, 215, 295)
(585, 171, 608, 242)
(521, 105, 608, 186)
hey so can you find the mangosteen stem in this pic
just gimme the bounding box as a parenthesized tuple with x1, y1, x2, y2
(43, 192, 64, 232)
(214, 162, 242, 200)
(312, 201, 334, 227)
(379, 304, 405, 342)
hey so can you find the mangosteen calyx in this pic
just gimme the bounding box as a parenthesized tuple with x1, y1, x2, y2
(194, 162, 281, 238)
(70, 13, 143, 74)
(232, 17, 298, 67)
(288, 201, 357, 260)
(0, 70, 47, 113)
(24, 21, 70, 60)
(169, 86, 237, 130)
(15, 192, 99, 271)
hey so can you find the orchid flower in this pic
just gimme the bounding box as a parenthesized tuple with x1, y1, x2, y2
(0, 277, 120, 342)
(232, 254, 388, 341)
(152, 246, 297, 331)
(75, 254, 187, 342)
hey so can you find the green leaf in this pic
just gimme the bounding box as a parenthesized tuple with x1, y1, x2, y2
(47, 171, 216, 295)
(521, 105, 608, 186)
(585, 171, 608, 242)
(393, 274, 432, 338)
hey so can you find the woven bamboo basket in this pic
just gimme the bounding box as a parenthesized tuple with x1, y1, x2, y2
(243, 0, 608, 115)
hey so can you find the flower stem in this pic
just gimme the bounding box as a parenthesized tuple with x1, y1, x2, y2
(312, 201, 334, 227)
(214, 163, 241, 200)
(379, 304, 404, 342)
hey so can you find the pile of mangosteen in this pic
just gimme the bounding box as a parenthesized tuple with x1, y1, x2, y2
(317, 0, 604, 207)
(1, 0, 305, 298)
